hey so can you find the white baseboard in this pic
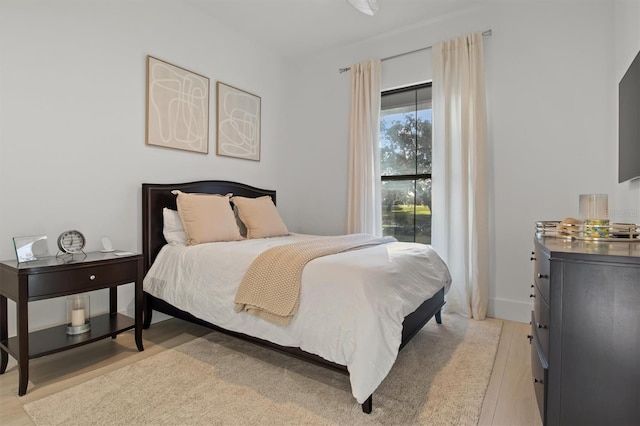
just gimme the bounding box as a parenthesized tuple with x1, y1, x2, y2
(150, 311, 173, 324)
(120, 307, 172, 325)
(487, 297, 532, 323)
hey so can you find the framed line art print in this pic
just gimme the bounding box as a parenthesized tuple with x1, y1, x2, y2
(216, 82, 261, 161)
(146, 56, 210, 154)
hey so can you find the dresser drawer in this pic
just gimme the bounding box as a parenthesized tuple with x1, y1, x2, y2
(532, 288, 549, 360)
(27, 260, 138, 299)
(533, 244, 550, 303)
(531, 334, 548, 425)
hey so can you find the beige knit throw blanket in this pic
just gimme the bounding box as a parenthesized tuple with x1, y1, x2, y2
(234, 234, 396, 325)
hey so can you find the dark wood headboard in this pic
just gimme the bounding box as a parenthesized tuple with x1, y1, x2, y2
(142, 181, 276, 273)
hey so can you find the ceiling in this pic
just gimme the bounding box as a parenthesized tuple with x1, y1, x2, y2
(186, 0, 487, 59)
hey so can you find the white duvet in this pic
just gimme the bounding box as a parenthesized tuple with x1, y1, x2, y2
(143, 233, 451, 403)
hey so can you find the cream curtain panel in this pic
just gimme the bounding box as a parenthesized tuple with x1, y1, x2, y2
(432, 33, 489, 320)
(347, 59, 382, 236)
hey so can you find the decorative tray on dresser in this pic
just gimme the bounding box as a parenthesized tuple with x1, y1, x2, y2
(530, 235, 640, 425)
(535, 220, 640, 241)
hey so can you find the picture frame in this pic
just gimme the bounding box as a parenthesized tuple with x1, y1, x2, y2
(13, 235, 49, 262)
(216, 82, 261, 161)
(146, 56, 210, 154)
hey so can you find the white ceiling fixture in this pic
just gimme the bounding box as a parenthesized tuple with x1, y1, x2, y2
(186, 0, 483, 59)
(347, 0, 380, 16)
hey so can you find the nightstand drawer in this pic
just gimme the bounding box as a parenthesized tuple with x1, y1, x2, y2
(28, 261, 138, 299)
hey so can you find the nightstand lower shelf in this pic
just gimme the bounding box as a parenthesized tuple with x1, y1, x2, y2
(0, 313, 134, 360)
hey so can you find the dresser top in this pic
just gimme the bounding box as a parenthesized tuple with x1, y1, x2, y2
(536, 235, 640, 262)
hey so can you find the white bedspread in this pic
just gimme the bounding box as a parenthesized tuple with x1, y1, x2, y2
(143, 233, 451, 403)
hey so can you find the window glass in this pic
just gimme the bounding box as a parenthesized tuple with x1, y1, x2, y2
(380, 83, 432, 243)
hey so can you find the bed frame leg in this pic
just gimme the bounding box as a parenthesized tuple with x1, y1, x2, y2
(361, 395, 372, 413)
(435, 309, 442, 324)
(143, 294, 153, 329)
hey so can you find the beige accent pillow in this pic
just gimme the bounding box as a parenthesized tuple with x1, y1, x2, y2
(231, 195, 289, 239)
(172, 190, 242, 245)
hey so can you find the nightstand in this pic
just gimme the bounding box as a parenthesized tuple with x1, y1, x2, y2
(0, 251, 144, 395)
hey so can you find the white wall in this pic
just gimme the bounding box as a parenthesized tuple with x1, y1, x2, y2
(279, 1, 623, 322)
(0, 1, 287, 334)
(2, 0, 636, 334)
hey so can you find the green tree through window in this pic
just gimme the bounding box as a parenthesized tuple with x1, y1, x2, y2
(380, 83, 432, 243)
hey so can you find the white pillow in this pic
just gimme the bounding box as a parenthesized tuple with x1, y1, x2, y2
(162, 208, 187, 245)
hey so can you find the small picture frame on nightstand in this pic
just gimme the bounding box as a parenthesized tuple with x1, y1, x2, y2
(12, 235, 49, 262)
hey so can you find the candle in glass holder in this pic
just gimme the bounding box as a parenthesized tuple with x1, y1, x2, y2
(579, 194, 609, 238)
(66, 294, 90, 335)
(71, 308, 85, 326)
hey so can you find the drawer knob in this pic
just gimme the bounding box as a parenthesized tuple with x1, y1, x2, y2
(530, 294, 535, 298)
(536, 322, 548, 329)
(537, 273, 549, 279)
(533, 377, 544, 384)
(527, 334, 533, 342)
(89, 275, 96, 280)
(530, 256, 536, 261)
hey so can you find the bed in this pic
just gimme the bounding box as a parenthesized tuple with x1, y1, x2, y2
(141, 180, 451, 413)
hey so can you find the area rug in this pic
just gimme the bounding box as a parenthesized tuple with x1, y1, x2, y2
(24, 314, 502, 426)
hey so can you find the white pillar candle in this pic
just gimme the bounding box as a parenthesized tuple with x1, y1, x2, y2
(71, 308, 85, 327)
(579, 194, 608, 220)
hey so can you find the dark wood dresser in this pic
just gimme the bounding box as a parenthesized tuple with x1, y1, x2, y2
(530, 236, 640, 425)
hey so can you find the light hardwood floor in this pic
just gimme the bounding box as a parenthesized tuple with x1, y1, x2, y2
(1, 318, 542, 425)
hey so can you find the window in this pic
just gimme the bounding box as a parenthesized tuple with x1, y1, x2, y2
(380, 83, 432, 243)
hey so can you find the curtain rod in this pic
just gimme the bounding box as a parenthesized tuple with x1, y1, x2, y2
(338, 29, 492, 73)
